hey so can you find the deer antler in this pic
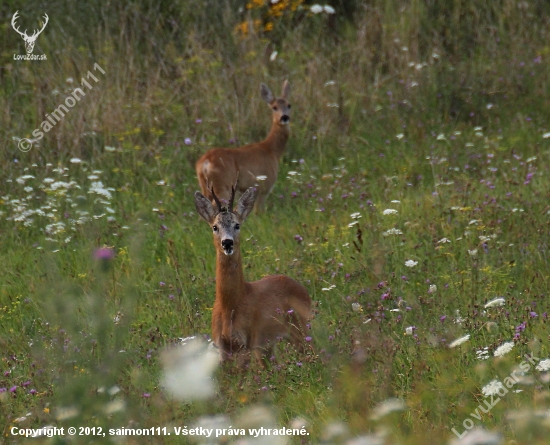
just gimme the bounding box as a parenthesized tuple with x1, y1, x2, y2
(11, 11, 27, 38)
(228, 172, 240, 212)
(32, 13, 49, 38)
(207, 180, 223, 213)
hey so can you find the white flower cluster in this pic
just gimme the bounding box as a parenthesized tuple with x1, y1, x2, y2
(4, 161, 116, 246)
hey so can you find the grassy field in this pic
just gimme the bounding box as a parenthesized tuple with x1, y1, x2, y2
(1, 0, 550, 443)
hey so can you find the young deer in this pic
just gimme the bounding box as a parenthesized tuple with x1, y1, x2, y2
(194, 181, 311, 363)
(195, 80, 291, 213)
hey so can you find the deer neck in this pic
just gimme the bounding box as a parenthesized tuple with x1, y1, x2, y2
(215, 248, 246, 310)
(264, 123, 290, 159)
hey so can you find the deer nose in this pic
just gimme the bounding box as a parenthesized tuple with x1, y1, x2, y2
(221, 239, 234, 251)
(281, 115, 290, 123)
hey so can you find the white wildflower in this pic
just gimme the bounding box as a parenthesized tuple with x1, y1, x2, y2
(494, 341, 514, 357)
(351, 302, 362, 312)
(369, 398, 406, 420)
(324, 5, 335, 14)
(468, 249, 478, 257)
(322, 285, 336, 291)
(481, 380, 505, 397)
(405, 260, 418, 268)
(476, 347, 490, 360)
(383, 228, 403, 236)
(449, 334, 470, 348)
(350, 212, 361, 219)
(396, 133, 404, 140)
(428, 284, 437, 294)
(536, 359, 550, 372)
(405, 326, 414, 335)
(438, 237, 451, 244)
(310, 4, 323, 13)
(160, 338, 218, 401)
(382, 209, 398, 215)
(69, 158, 82, 164)
(105, 146, 116, 152)
(484, 297, 505, 308)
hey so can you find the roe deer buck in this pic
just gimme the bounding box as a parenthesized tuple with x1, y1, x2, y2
(195, 80, 291, 213)
(194, 180, 311, 362)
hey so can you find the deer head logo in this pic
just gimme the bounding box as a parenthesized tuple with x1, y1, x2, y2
(11, 11, 49, 55)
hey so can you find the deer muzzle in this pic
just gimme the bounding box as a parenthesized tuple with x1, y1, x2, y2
(221, 239, 234, 255)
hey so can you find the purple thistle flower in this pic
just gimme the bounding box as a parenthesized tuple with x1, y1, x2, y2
(440, 315, 447, 322)
(9, 386, 17, 393)
(94, 247, 115, 261)
(305, 336, 312, 342)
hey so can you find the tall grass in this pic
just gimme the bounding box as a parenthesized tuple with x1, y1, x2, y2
(1, 1, 550, 443)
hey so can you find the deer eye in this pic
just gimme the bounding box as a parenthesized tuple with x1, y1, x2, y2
(288, 104, 291, 109)
(235, 223, 240, 230)
(272, 106, 278, 111)
(212, 225, 218, 232)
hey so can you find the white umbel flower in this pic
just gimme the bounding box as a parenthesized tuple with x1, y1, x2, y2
(494, 341, 514, 357)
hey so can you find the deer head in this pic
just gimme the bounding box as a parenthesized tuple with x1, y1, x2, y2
(195, 179, 256, 256)
(12, 11, 49, 55)
(261, 80, 291, 127)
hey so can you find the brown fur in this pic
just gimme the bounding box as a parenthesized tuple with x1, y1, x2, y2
(194, 187, 312, 362)
(195, 81, 291, 213)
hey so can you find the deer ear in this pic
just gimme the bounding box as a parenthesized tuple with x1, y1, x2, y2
(235, 188, 256, 222)
(260, 84, 274, 104)
(281, 80, 290, 100)
(194, 191, 217, 223)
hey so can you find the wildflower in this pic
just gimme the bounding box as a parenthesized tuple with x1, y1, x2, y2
(535, 359, 550, 372)
(350, 212, 361, 219)
(324, 5, 335, 14)
(448, 334, 470, 348)
(382, 209, 398, 215)
(351, 302, 362, 312)
(322, 285, 336, 291)
(481, 380, 505, 397)
(484, 297, 505, 308)
(383, 228, 403, 236)
(438, 237, 450, 244)
(369, 398, 406, 420)
(396, 133, 404, 140)
(494, 341, 514, 357)
(184, 138, 192, 145)
(105, 146, 116, 152)
(543, 132, 550, 139)
(94, 247, 115, 261)
(310, 4, 323, 13)
(404, 260, 418, 268)
(160, 338, 218, 401)
(468, 249, 478, 257)
(69, 158, 82, 164)
(476, 347, 490, 360)
(405, 326, 415, 335)
(428, 284, 437, 294)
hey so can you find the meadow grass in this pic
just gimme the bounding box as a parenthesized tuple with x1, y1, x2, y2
(1, 0, 550, 443)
